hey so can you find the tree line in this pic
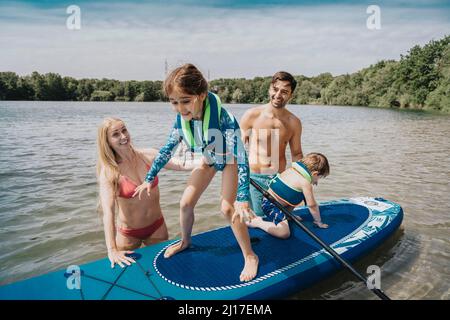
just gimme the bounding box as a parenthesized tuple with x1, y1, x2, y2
(0, 73, 164, 102)
(1, 35, 448, 113)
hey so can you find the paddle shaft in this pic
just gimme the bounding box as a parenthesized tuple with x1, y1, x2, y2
(249, 178, 391, 300)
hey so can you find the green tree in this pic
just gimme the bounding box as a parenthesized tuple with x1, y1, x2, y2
(44, 73, 67, 100)
(0, 72, 21, 100)
(395, 36, 450, 108)
(320, 74, 352, 105)
(138, 81, 162, 101)
(90, 90, 114, 101)
(30, 72, 48, 100)
(124, 81, 139, 101)
(63, 77, 78, 100)
(425, 44, 450, 112)
(311, 72, 333, 89)
(1, 35, 449, 113)
(232, 88, 243, 103)
(76, 80, 94, 101)
(294, 80, 320, 104)
(17, 76, 34, 100)
(219, 87, 231, 103)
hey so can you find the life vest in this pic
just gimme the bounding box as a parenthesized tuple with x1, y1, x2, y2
(268, 162, 312, 206)
(176, 91, 226, 154)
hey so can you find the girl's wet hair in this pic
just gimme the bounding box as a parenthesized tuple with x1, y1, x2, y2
(302, 152, 330, 177)
(163, 63, 208, 96)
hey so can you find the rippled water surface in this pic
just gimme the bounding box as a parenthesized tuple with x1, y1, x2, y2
(0, 101, 449, 299)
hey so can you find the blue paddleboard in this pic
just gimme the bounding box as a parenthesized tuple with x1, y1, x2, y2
(0, 197, 403, 300)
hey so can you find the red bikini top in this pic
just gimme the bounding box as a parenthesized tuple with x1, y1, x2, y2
(118, 164, 159, 199)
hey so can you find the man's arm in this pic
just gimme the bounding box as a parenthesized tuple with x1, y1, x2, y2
(239, 109, 254, 147)
(289, 116, 303, 162)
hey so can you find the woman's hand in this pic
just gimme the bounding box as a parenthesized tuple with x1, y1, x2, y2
(133, 181, 152, 199)
(107, 249, 136, 268)
(232, 201, 256, 224)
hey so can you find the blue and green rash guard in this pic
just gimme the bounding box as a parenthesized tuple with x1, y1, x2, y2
(144, 92, 250, 203)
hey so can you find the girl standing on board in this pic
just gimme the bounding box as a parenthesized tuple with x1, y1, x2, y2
(134, 64, 259, 282)
(97, 117, 197, 268)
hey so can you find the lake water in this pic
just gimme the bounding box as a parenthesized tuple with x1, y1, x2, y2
(0, 101, 449, 300)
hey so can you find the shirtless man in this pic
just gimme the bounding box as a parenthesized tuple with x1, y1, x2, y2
(240, 71, 303, 218)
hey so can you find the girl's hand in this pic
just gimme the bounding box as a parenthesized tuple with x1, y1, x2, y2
(107, 249, 136, 268)
(133, 181, 152, 199)
(232, 201, 256, 224)
(313, 220, 329, 229)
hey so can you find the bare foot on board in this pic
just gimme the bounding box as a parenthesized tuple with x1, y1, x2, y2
(239, 254, 259, 282)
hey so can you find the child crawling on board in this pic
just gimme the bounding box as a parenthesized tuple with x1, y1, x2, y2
(246, 152, 330, 239)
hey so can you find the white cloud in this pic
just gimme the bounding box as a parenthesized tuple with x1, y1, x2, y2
(0, 2, 448, 80)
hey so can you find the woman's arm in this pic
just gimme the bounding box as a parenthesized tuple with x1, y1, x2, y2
(99, 170, 118, 253)
(99, 169, 136, 267)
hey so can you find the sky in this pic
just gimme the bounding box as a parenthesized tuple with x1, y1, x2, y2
(0, 0, 449, 80)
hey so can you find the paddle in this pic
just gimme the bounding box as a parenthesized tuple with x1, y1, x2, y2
(249, 178, 391, 300)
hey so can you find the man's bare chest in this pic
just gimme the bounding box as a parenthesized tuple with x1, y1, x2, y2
(252, 117, 291, 142)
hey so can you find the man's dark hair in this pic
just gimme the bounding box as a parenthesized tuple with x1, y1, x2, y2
(271, 71, 297, 92)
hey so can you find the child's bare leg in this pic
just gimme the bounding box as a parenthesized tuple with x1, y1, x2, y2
(164, 164, 216, 258)
(246, 218, 290, 239)
(221, 163, 259, 282)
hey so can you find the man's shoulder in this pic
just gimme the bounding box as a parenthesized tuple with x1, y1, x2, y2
(284, 109, 302, 126)
(240, 105, 265, 124)
(244, 105, 265, 117)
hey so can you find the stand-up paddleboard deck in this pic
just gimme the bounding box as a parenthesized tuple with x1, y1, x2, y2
(0, 197, 403, 300)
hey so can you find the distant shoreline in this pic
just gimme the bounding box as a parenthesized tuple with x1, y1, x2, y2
(1, 35, 449, 114)
(3, 100, 448, 116)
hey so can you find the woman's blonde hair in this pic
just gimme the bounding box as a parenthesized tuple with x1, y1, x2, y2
(96, 117, 138, 215)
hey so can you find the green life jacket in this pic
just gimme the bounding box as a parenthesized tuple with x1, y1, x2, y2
(176, 91, 225, 153)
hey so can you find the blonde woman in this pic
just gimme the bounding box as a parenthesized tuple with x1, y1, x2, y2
(97, 117, 197, 268)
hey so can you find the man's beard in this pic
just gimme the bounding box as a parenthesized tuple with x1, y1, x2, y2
(271, 97, 286, 109)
